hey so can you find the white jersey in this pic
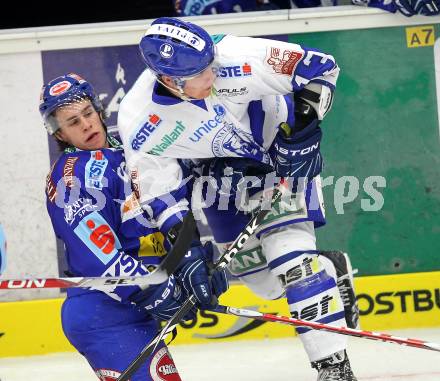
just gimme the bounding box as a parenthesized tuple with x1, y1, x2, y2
(118, 34, 339, 231)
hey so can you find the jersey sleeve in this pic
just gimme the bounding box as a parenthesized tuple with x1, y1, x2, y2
(217, 35, 340, 95)
(45, 151, 164, 303)
(117, 81, 191, 236)
(124, 148, 190, 235)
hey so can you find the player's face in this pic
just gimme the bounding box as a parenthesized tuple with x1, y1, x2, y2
(54, 99, 108, 150)
(182, 65, 216, 99)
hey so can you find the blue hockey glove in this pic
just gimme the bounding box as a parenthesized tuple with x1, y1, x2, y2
(395, 0, 439, 15)
(270, 122, 323, 181)
(175, 241, 229, 309)
(129, 275, 197, 321)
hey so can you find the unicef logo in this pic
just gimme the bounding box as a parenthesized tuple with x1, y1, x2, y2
(159, 43, 174, 59)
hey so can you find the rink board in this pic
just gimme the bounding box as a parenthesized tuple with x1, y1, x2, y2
(0, 16, 439, 308)
(0, 270, 439, 357)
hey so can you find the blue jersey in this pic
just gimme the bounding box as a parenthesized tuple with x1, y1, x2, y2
(46, 142, 167, 303)
(46, 140, 184, 380)
(0, 223, 6, 275)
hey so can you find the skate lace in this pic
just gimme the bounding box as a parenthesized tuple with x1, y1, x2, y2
(319, 362, 357, 381)
(319, 366, 342, 381)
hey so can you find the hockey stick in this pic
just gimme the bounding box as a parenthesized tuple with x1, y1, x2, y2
(212, 305, 440, 353)
(0, 275, 173, 290)
(116, 182, 286, 381)
(0, 211, 197, 291)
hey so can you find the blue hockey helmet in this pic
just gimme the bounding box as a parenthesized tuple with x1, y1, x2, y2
(139, 17, 215, 78)
(39, 73, 103, 135)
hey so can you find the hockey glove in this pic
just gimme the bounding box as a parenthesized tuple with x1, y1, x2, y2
(394, 0, 439, 15)
(270, 122, 323, 181)
(129, 275, 197, 321)
(175, 241, 229, 309)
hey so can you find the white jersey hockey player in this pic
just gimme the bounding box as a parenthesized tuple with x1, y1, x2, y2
(118, 17, 359, 381)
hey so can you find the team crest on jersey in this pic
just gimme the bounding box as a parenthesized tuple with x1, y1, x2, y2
(211, 123, 270, 164)
(149, 347, 181, 381)
(265, 47, 304, 76)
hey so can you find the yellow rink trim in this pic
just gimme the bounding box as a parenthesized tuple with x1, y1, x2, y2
(1, 271, 439, 357)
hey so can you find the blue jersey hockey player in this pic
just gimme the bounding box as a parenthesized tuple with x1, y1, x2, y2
(118, 17, 359, 381)
(40, 73, 228, 381)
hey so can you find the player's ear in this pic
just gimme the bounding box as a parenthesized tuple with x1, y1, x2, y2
(54, 130, 67, 143)
(161, 75, 175, 88)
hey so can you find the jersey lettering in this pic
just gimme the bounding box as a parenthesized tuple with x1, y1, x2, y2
(102, 253, 149, 277)
(218, 63, 252, 77)
(131, 114, 162, 150)
(85, 151, 108, 190)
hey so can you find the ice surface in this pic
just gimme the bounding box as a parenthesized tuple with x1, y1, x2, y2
(1, 328, 439, 380)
